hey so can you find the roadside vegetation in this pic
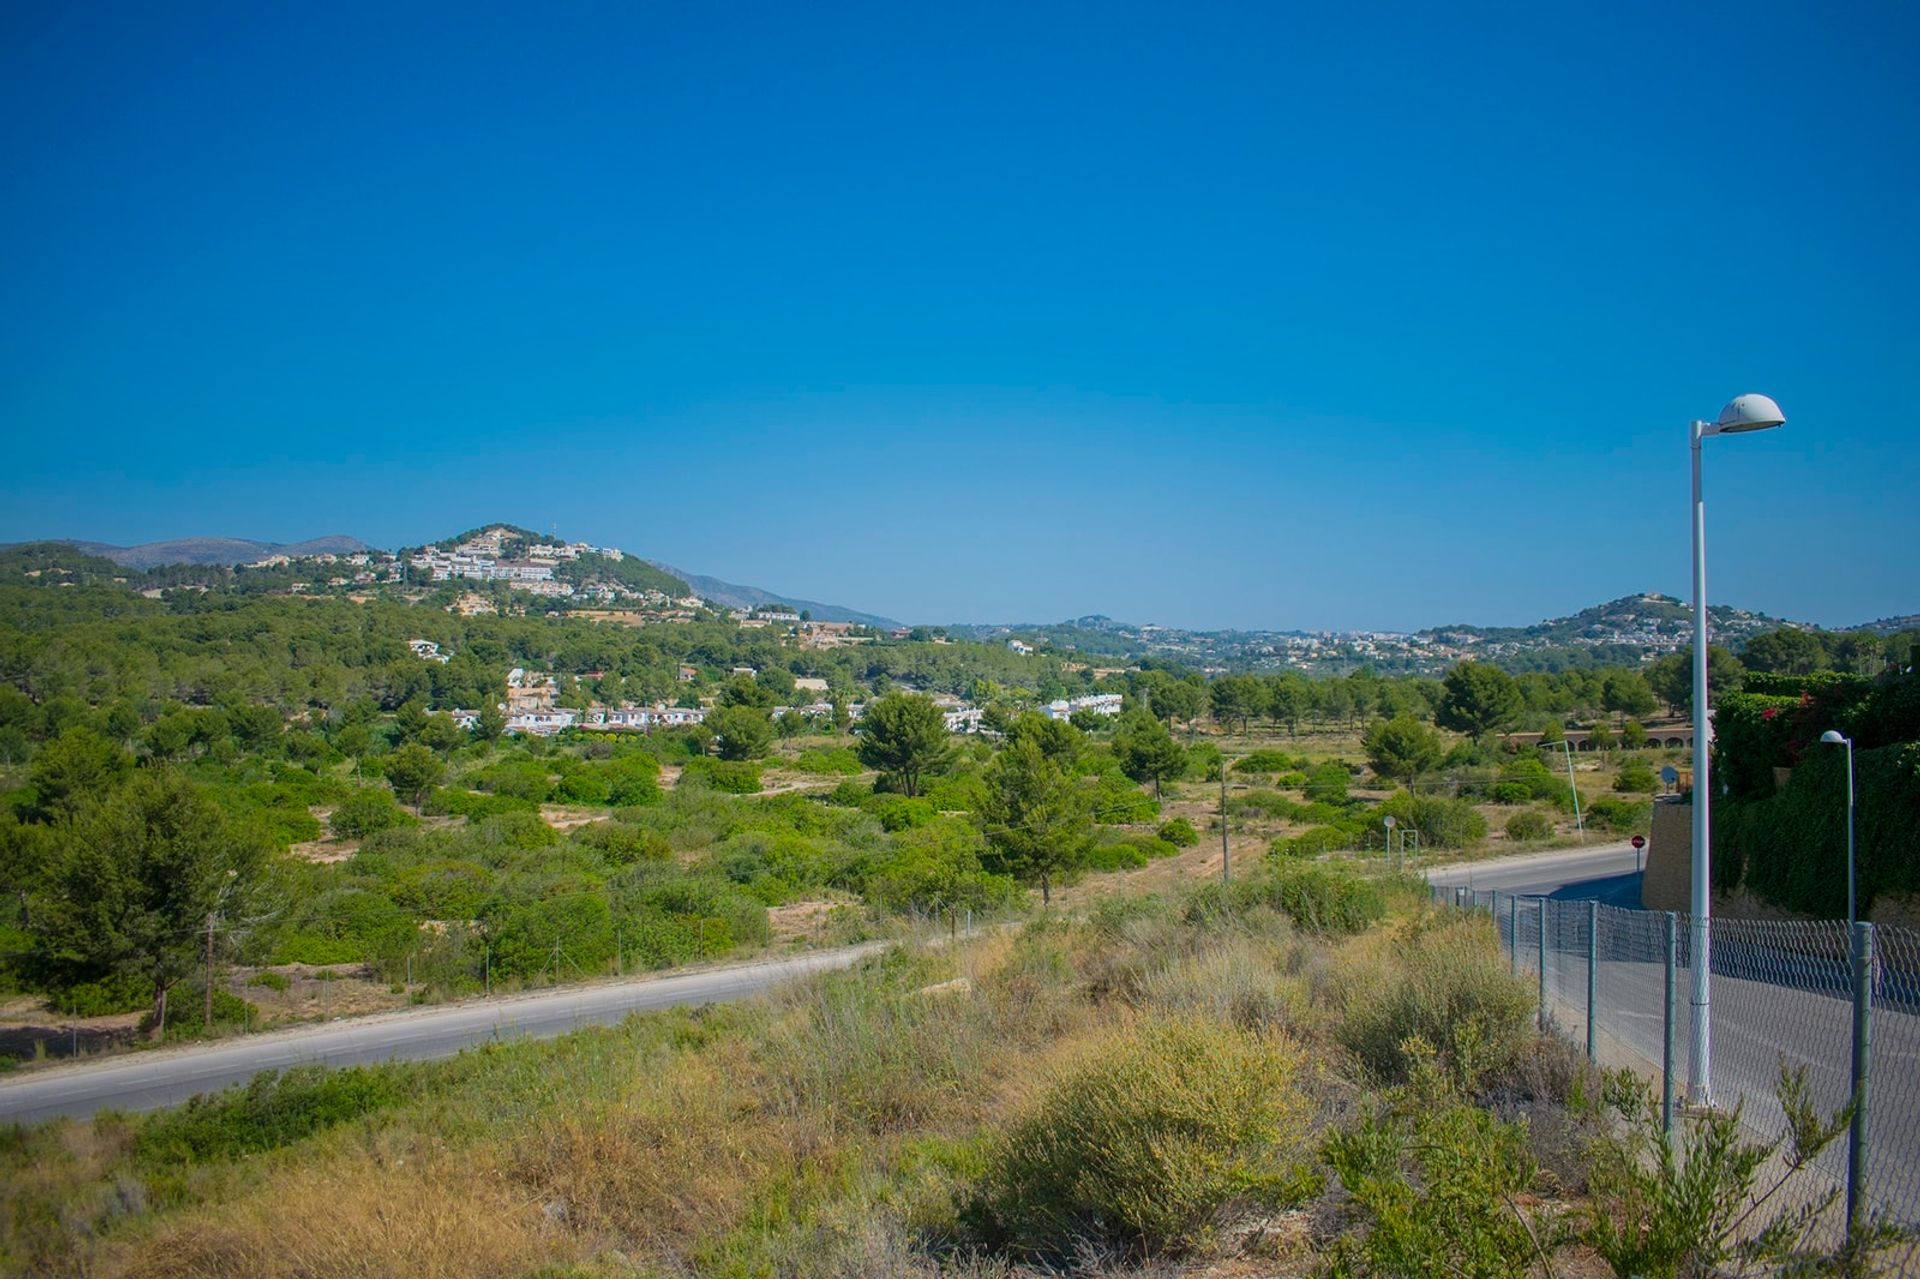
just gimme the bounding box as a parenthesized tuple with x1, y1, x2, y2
(3, 547, 1910, 1068)
(2, 863, 1900, 1277)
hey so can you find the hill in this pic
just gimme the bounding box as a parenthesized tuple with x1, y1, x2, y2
(15, 534, 373, 569)
(645, 560, 904, 629)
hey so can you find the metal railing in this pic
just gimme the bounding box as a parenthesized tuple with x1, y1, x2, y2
(1435, 885, 1920, 1244)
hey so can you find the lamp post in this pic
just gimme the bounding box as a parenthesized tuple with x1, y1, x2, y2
(1688, 392, 1786, 1107)
(1820, 730, 1856, 924)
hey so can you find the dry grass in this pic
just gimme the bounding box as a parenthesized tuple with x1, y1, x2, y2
(8, 869, 1559, 1279)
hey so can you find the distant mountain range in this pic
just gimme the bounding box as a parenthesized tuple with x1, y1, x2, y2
(13, 535, 374, 570)
(643, 561, 904, 630)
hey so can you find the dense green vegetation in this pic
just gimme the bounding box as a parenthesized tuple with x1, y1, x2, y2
(4, 540, 1908, 1053)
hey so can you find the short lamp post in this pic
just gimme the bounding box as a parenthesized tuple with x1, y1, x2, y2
(1688, 392, 1786, 1107)
(1820, 730, 1857, 925)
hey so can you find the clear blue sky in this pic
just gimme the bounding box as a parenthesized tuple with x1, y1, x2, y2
(3, 1, 1914, 630)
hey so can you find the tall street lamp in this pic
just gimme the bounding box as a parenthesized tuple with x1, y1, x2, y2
(1820, 730, 1856, 924)
(1689, 392, 1785, 1107)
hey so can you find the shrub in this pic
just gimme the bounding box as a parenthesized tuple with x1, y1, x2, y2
(51, 972, 152, 1017)
(1158, 817, 1199, 847)
(1232, 749, 1304, 776)
(1094, 774, 1159, 824)
(1086, 841, 1150, 872)
(1337, 916, 1534, 1090)
(1490, 781, 1533, 805)
(680, 757, 761, 794)
(967, 1018, 1318, 1258)
(1376, 792, 1488, 850)
(1613, 759, 1658, 793)
(791, 747, 862, 775)
(1585, 795, 1651, 834)
(1325, 1091, 1548, 1279)
(1208, 863, 1384, 934)
(327, 787, 414, 839)
(1504, 810, 1554, 842)
(134, 1064, 410, 1163)
(247, 971, 290, 993)
(1302, 761, 1350, 803)
(1272, 823, 1360, 857)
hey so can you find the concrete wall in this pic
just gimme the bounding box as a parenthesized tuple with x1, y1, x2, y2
(1640, 795, 1692, 912)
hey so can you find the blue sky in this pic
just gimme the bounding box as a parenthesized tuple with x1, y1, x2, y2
(2, 1, 1914, 630)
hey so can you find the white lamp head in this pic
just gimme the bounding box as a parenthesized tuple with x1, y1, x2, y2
(1819, 730, 1848, 745)
(1715, 393, 1786, 433)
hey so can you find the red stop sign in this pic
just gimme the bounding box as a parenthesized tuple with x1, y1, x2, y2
(1631, 835, 1646, 850)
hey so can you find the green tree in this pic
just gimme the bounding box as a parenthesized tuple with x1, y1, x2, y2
(383, 743, 445, 808)
(39, 772, 268, 1037)
(1620, 719, 1649, 750)
(718, 675, 778, 710)
(1436, 662, 1524, 741)
(419, 712, 466, 756)
(1362, 714, 1445, 782)
(1646, 646, 1743, 716)
(1113, 709, 1187, 798)
(472, 704, 506, 746)
(977, 737, 1094, 906)
(1600, 670, 1658, 726)
(1144, 673, 1206, 728)
(1004, 711, 1083, 768)
(1740, 627, 1831, 675)
(856, 693, 956, 797)
(27, 727, 132, 820)
(710, 705, 774, 761)
(1209, 675, 1267, 734)
(1265, 674, 1309, 736)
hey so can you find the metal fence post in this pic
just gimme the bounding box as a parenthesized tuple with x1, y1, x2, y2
(1537, 899, 1549, 1031)
(1586, 899, 1599, 1062)
(1509, 894, 1519, 975)
(1849, 920, 1874, 1234)
(1663, 911, 1678, 1135)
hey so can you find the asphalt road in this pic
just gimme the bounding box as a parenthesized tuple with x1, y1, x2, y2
(1425, 841, 1644, 905)
(1429, 845, 1919, 1232)
(0, 944, 881, 1125)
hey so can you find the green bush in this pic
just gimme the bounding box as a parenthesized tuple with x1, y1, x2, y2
(792, 747, 862, 775)
(1613, 760, 1658, 793)
(1201, 863, 1385, 934)
(1158, 817, 1199, 847)
(1717, 739, 1920, 916)
(51, 972, 152, 1017)
(1093, 774, 1159, 824)
(1086, 841, 1150, 871)
(134, 1064, 410, 1164)
(1272, 822, 1366, 858)
(1584, 795, 1651, 834)
(1302, 761, 1351, 803)
(1504, 810, 1554, 842)
(1337, 916, 1534, 1090)
(1490, 781, 1533, 805)
(967, 1018, 1318, 1258)
(1376, 792, 1487, 850)
(247, 971, 290, 992)
(681, 757, 762, 794)
(1232, 749, 1305, 776)
(1325, 1093, 1547, 1279)
(327, 787, 414, 839)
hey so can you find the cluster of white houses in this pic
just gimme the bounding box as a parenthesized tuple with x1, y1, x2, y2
(1043, 692, 1124, 721)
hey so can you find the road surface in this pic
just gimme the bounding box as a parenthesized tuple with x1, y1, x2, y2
(1425, 841, 1643, 905)
(1430, 845, 1919, 1234)
(0, 944, 881, 1125)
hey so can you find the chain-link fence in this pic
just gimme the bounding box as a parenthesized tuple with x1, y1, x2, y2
(1434, 885, 1920, 1245)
